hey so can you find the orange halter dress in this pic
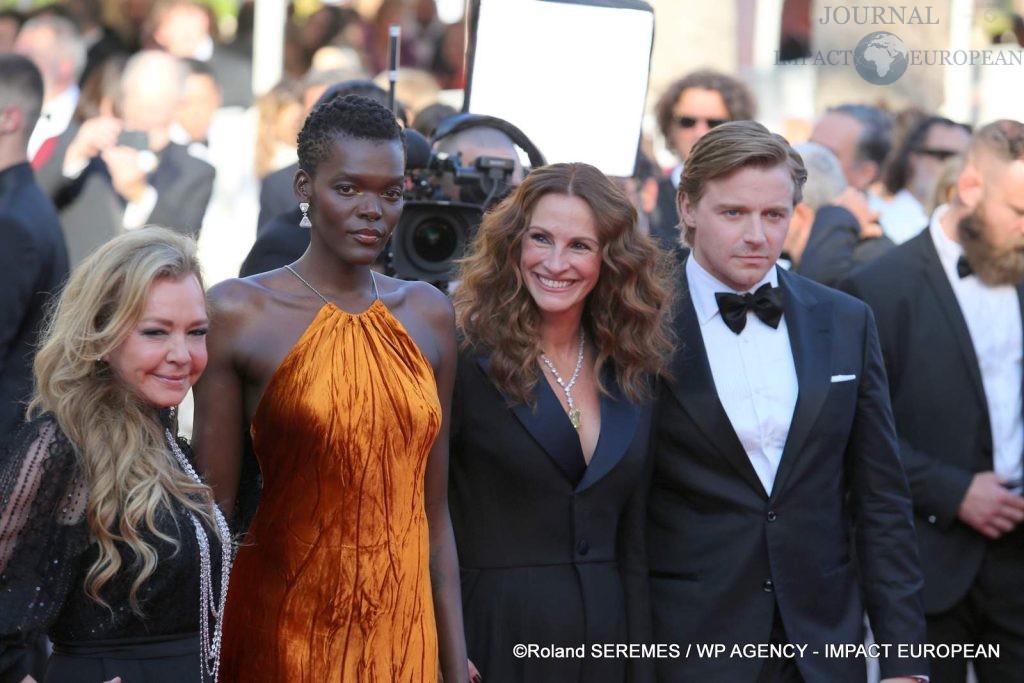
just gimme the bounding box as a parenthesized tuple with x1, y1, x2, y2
(219, 271, 440, 681)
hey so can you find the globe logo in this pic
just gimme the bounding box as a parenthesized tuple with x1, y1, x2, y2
(854, 32, 909, 85)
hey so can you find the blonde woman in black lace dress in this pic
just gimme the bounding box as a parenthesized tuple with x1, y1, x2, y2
(0, 228, 231, 683)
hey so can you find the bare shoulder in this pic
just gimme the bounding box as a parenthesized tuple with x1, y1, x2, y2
(207, 271, 292, 332)
(379, 276, 454, 329)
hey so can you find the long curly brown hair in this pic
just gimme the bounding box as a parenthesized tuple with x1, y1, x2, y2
(455, 162, 677, 405)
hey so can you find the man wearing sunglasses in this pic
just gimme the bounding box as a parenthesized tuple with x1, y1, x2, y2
(651, 69, 756, 247)
(879, 116, 972, 244)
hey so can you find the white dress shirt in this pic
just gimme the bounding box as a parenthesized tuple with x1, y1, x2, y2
(687, 256, 799, 495)
(871, 188, 929, 245)
(929, 206, 1024, 485)
(27, 85, 79, 160)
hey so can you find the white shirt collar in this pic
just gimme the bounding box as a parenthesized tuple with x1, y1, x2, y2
(193, 35, 215, 62)
(686, 253, 779, 326)
(670, 163, 683, 190)
(928, 203, 964, 272)
(42, 85, 79, 131)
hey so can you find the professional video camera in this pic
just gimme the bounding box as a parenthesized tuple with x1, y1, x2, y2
(390, 114, 546, 282)
(391, 152, 516, 282)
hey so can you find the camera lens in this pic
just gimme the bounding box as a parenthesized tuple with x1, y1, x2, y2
(412, 218, 459, 263)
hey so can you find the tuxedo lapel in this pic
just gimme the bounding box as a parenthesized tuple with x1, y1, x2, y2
(475, 357, 587, 485)
(770, 268, 833, 500)
(666, 273, 768, 499)
(576, 370, 639, 492)
(917, 234, 987, 407)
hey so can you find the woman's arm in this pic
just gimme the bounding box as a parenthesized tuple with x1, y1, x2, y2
(419, 286, 470, 683)
(192, 282, 247, 524)
(0, 419, 87, 682)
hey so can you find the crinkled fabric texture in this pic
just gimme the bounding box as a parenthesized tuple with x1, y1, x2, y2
(219, 300, 441, 682)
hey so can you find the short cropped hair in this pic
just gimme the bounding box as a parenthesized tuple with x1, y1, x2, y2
(830, 103, 892, 169)
(794, 141, 847, 211)
(680, 121, 807, 245)
(970, 119, 1024, 163)
(655, 69, 757, 141)
(19, 15, 86, 83)
(0, 54, 44, 142)
(297, 93, 404, 174)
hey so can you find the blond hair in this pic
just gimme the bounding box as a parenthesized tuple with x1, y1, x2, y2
(29, 227, 219, 611)
(680, 120, 807, 246)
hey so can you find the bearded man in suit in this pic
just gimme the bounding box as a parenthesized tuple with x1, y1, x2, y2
(844, 119, 1024, 683)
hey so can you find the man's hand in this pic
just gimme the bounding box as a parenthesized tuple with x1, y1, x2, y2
(958, 471, 1024, 539)
(102, 146, 150, 203)
(64, 116, 122, 173)
(833, 187, 883, 239)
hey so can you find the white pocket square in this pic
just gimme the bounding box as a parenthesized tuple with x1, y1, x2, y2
(830, 374, 856, 383)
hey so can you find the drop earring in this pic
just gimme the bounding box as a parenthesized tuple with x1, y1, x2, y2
(299, 202, 312, 228)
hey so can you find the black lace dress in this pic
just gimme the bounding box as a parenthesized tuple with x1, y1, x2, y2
(0, 414, 225, 683)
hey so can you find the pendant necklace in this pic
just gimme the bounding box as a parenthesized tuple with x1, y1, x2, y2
(540, 329, 586, 430)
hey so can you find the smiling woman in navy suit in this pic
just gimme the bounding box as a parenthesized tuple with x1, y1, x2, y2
(450, 162, 676, 682)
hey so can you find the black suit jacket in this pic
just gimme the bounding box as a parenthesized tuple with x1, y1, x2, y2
(796, 204, 895, 288)
(147, 143, 215, 235)
(0, 163, 69, 440)
(843, 229, 1023, 613)
(648, 263, 926, 682)
(450, 349, 652, 682)
(256, 163, 298, 236)
(239, 208, 307, 277)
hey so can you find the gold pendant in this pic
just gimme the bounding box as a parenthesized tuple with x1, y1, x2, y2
(568, 408, 582, 430)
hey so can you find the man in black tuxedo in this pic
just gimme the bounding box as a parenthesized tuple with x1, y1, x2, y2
(647, 121, 927, 682)
(844, 119, 1024, 683)
(0, 55, 68, 443)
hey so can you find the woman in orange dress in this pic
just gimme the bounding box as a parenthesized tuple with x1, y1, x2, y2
(192, 94, 468, 682)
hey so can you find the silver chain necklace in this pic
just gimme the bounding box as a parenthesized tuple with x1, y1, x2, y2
(165, 429, 233, 683)
(540, 329, 586, 430)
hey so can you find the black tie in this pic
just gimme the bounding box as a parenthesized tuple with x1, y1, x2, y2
(957, 255, 973, 279)
(715, 283, 784, 335)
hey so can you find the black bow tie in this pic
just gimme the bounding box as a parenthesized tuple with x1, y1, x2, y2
(715, 283, 784, 334)
(957, 255, 973, 278)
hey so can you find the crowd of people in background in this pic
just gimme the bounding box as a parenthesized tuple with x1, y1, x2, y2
(2, 1, 1024, 683)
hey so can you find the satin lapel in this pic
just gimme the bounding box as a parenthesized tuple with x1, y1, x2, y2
(665, 275, 768, 499)
(475, 357, 587, 486)
(770, 268, 832, 500)
(918, 235, 987, 407)
(576, 371, 638, 493)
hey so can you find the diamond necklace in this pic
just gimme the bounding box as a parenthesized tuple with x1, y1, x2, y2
(165, 429, 233, 683)
(540, 329, 586, 429)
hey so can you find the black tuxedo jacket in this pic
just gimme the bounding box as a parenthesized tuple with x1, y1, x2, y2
(256, 163, 298, 236)
(0, 163, 68, 440)
(239, 208, 307, 277)
(796, 204, 895, 288)
(648, 263, 926, 682)
(843, 229, 1024, 614)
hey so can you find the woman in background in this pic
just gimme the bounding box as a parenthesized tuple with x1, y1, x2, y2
(451, 162, 676, 682)
(0, 228, 230, 683)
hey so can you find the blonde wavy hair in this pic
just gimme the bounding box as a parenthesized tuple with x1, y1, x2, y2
(29, 227, 220, 612)
(455, 162, 677, 405)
